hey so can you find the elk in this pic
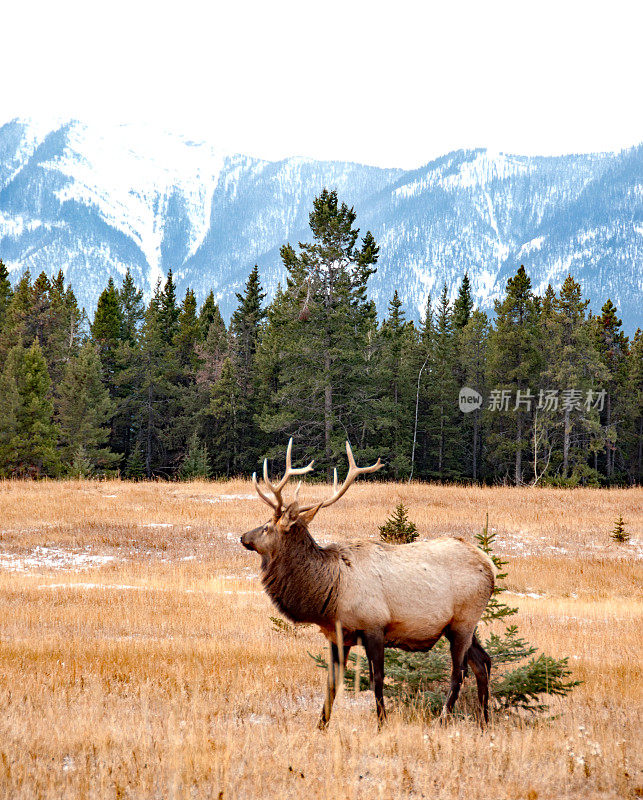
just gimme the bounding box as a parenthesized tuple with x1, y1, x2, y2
(240, 439, 495, 728)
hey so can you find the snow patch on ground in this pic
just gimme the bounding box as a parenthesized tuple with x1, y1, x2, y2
(199, 494, 257, 503)
(0, 547, 116, 572)
(138, 523, 174, 528)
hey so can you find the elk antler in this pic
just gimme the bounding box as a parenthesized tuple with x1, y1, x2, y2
(252, 438, 315, 512)
(299, 441, 382, 512)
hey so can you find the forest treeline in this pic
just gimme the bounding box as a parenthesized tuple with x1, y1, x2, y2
(0, 190, 641, 485)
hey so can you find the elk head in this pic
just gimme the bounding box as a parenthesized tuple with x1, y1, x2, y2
(241, 438, 382, 559)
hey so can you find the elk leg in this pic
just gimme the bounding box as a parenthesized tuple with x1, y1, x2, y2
(467, 634, 491, 726)
(318, 642, 351, 730)
(363, 630, 386, 728)
(441, 629, 472, 719)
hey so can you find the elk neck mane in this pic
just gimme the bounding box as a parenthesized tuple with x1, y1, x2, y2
(260, 523, 341, 625)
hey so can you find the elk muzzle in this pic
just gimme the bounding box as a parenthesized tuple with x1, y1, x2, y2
(241, 526, 262, 551)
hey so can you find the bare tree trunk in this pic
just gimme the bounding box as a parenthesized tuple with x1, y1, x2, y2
(145, 385, 152, 479)
(438, 407, 444, 478)
(472, 411, 479, 481)
(562, 408, 570, 478)
(606, 392, 612, 478)
(515, 413, 522, 485)
(408, 355, 428, 483)
(324, 350, 333, 481)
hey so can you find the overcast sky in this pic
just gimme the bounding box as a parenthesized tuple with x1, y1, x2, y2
(3, 0, 642, 168)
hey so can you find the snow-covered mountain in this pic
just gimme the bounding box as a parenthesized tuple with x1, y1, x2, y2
(1, 118, 641, 331)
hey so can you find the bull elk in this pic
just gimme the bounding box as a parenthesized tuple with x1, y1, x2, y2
(241, 439, 495, 728)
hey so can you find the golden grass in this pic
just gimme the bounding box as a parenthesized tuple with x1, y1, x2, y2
(0, 479, 641, 799)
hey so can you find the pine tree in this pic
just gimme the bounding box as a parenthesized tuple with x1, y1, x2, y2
(486, 266, 542, 484)
(42, 271, 84, 386)
(131, 285, 179, 477)
(0, 356, 20, 473)
(457, 310, 489, 480)
(28, 272, 52, 347)
(592, 299, 630, 480)
(0, 260, 13, 330)
(229, 266, 266, 472)
(110, 270, 146, 464)
(0, 342, 60, 476)
(453, 272, 474, 330)
(91, 277, 123, 385)
(158, 270, 180, 343)
(198, 290, 218, 340)
(124, 441, 145, 480)
(0, 271, 32, 366)
(624, 329, 643, 482)
(179, 431, 212, 479)
(372, 291, 416, 478)
(379, 502, 418, 543)
(174, 288, 200, 374)
(55, 341, 117, 474)
(611, 515, 629, 543)
(258, 189, 379, 476)
(117, 268, 144, 343)
(540, 276, 606, 483)
(206, 358, 240, 475)
(428, 284, 460, 479)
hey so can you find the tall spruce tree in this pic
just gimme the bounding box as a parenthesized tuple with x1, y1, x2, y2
(0, 271, 31, 366)
(541, 276, 606, 482)
(592, 299, 629, 479)
(486, 266, 541, 484)
(118, 268, 144, 343)
(426, 284, 460, 479)
(453, 272, 474, 330)
(91, 277, 123, 386)
(131, 282, 179, 477)
(109, 270, 146, 464)
(56, 341, 117, 474)
(373, 291, 416, 478)
(193, 300, 228, 473)
(0, 342, 59, 476)
(206, 357, 240, 475)
(198, 290, 217, 340)
(229, 265, 266, 472)
(624, 329, 643, 482)
(0, 260, 13, 331)
(258, 189, 379, 476)
(458, 310, 489, 480)
(158, 269, 180, 343)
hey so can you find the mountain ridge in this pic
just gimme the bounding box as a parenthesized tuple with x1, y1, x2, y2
(0, 118, 640, 331)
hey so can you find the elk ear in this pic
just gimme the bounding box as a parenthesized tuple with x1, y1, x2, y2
(297, 503, 323, 527)
(278, 502, 300, 531)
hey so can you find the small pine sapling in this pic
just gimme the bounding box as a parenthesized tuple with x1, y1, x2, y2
(611, 515, 630, 543)
(379, 501, 418, 544)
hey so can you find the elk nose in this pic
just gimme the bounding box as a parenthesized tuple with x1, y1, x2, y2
(240, 532, 254, 551)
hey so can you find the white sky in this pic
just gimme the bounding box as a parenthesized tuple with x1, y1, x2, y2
(3, 0, 642, 168)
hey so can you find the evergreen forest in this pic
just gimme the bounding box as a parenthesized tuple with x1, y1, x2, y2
(0, 190, 641, 485)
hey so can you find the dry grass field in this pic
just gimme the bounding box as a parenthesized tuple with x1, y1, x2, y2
(0, 479, 641, 799)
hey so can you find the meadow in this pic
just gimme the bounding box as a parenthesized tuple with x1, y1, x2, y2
(0, 479, 641, 799)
